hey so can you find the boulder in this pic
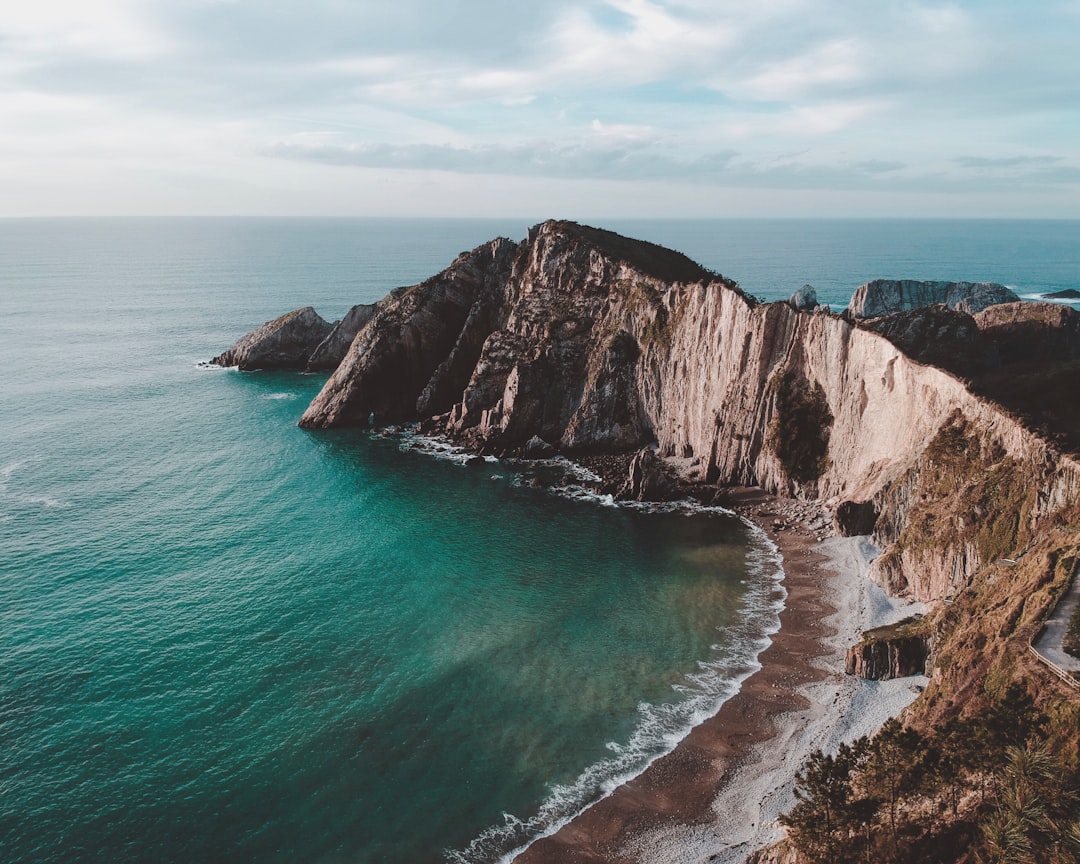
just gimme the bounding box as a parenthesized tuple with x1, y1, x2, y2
(788, 284, 818, 311)
(212, 307, 333, 370)
(618, 448, 673, 501)
(845, 634, 931, 680)
(524, 435, 556, 457)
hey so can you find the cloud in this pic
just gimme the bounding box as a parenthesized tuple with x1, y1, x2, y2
(2, 0, 1080, 215)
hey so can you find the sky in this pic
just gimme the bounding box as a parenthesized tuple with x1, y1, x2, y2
(2, 0, 1080, 218)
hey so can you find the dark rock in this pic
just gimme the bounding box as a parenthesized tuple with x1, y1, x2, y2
(306, 302, 379, 371)
(845, 633, 931, 680)
(846, 279, 1019, 319)
(212, 306, 333, 370)
(859, 304, 989, 378)
(524, 435, 555, 457)
(299, 238, 518, 427)
(1042, 289, 1080, 300)
(618, 447, 674, 501)
(834, 500, 878, 536)
(789, 284, 818, 311)
(465, 455, 486, 466)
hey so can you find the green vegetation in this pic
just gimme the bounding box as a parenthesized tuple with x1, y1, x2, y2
(766, 370, 833, 484)
(782, 683, 1080, 864)
(892, 411, 1036, 564)
(561, 221, 737, 287)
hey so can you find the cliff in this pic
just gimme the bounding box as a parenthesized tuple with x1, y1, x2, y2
(845, 278, 1019, 318)
(292, 221, 1079, 607)
(219, 221, 1080, 862)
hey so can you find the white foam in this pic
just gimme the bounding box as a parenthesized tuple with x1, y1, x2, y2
(1019, 292, 1080, 305)
(448, 520, 785, 864)
(262, 393, 297, 400)
(0, 456, 69, 514)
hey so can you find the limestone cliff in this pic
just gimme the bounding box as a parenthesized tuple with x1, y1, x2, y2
(293, 222, 1080, 612)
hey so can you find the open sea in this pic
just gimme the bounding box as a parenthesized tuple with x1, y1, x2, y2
(2, 218, 1078, 864)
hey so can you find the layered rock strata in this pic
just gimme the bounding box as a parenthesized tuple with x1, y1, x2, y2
(230, 221, 1079, 609)
(846, 278, 1019, 318)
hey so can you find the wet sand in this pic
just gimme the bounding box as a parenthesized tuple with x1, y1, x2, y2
(514, 487, 926, 864)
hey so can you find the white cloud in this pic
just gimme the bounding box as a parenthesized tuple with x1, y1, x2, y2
(0, 0, 1078, 216)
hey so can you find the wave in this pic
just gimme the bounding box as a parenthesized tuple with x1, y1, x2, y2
(1019, 292, 1080, 305)
(0, 456, 69, 515)
(447, 524, 784, 864)
(385, 427, 788, 864)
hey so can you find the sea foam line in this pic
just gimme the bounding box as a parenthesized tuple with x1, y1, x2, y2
(448, 525, 784, 864)
(385, 427, 788, 864)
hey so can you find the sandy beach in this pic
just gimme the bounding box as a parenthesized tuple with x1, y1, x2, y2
(515, 488, 928, 864)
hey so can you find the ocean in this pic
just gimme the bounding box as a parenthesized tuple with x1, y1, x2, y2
(1, 217, 1077, 864)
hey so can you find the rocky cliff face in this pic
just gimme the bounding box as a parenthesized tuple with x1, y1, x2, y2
(306, 302, 379, 371)
(846, 279, 1019, 318)
(845, 628, 932, 680)
(239, 222, 1079, 608)
(212, 306, 334, 370)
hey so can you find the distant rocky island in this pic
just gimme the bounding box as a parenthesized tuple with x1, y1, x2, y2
(214, 221, 1080, 863)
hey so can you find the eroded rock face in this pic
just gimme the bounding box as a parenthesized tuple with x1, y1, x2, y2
(299, 238, 518, 427)
(845, 635, 931, 680)
(306, 303, 379, 371)
(212, 306, 333, 370)
(846, 279, 1019, 319)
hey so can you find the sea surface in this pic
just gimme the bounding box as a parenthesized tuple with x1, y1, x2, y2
(1, 218, 1077, 864)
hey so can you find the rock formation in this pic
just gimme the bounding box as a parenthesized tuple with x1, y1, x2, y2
(788, 284, 818, 311)
(212, 306, 333, 370)
(217, 223, 1080, 609)
(217, 221, 1080, 864)
(1042, 288, 1080, 300)
(846, 279, 1019, 319)
(845, 632, 931, 680)
(306, 302, 379, 371)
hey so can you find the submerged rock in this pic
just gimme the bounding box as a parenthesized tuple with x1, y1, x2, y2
(1042, 288, 1080, 300)
(212, 306, 333, 370)
(846, 279, 1019, 319)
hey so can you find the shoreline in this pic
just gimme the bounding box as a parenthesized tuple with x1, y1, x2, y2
(514, 487, 927, 864)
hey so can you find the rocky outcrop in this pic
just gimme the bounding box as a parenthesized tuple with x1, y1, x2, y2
(225, 222, 1080, 604)
(845, 633, 931, 680)
(306, 302, 379, 371)
(298, 238, 517, 427)
(846, 279, 1019, 319)
(618, 447, 674, 501)
(789, 284, 818, 311)
(212, 306, 333, 370)
(1042, 289, 1080, 300)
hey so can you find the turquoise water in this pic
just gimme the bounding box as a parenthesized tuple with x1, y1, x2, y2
(2, 218, 1077, 863)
